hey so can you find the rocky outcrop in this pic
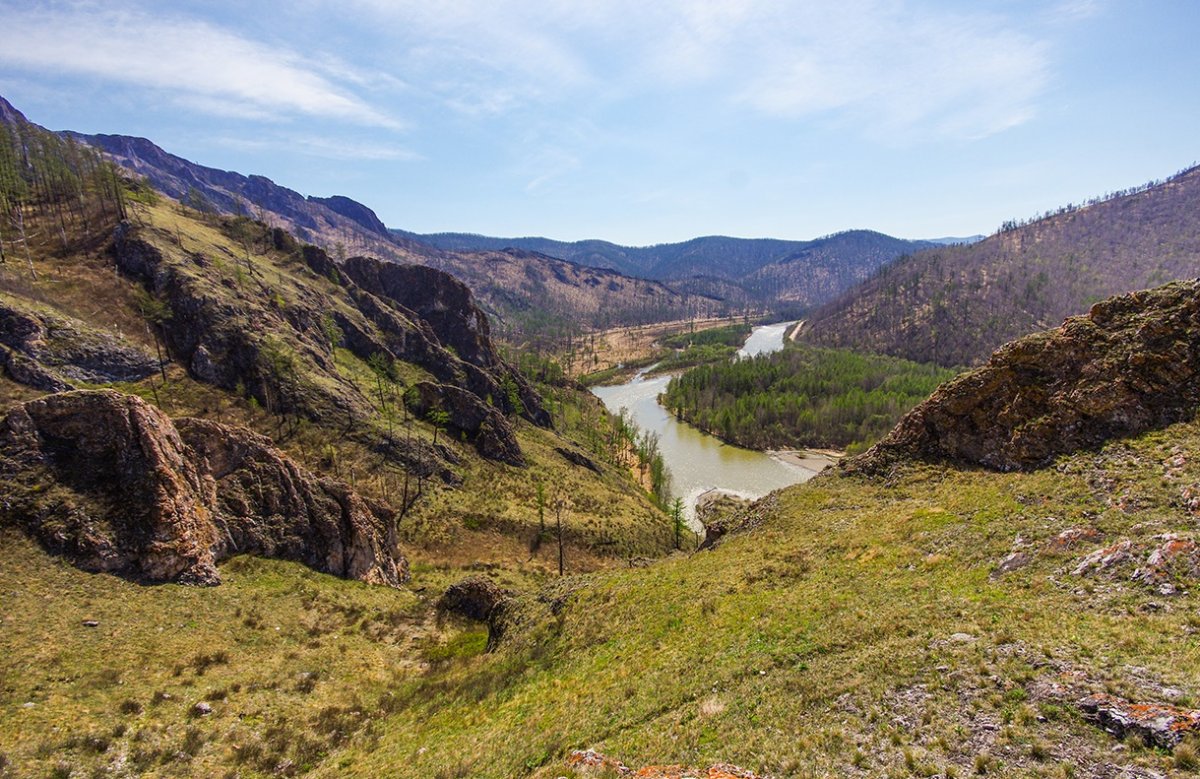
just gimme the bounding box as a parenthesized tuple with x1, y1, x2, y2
(1078, 693, 1200, 749)
(407, 381, 525, 466)
(338, 254, 550, 427)
(112, 216, 546, 464)
(307, 195, 390, 236)
(848, 280, 1200, 473)
(437, 575, 509, 621)
(113, 224, 369, 423)
(0, 390, 406, 586)
(177, 418, 407, 586)
(0, 298, 157, 390)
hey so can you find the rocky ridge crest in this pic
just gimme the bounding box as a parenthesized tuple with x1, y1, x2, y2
(848, 279, 1200, 474)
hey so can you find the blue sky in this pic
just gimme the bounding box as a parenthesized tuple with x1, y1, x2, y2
(0, 0, 1197, 245)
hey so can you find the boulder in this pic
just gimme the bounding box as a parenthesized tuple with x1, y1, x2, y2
(0, 390, 407, 587)
(438, 575, 509, 621)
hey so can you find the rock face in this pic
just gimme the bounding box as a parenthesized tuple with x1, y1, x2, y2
(0, 298, 158, 390)
(0, 390, 407, 586)
(112, 222, 547, 465)
(177, 418, 407, 587)
(338, 254, 551, 428)
(407, 381, 524, 466)
(848, 280, 1200, 473)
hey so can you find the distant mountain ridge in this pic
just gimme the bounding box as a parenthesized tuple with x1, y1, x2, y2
(802, 164, 1200, 366)
(393, 229, 936, 290)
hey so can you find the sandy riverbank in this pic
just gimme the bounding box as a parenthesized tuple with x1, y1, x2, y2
(768, 449, 842, 474)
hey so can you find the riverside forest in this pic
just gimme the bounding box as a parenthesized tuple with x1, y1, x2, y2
(3, 5, 1200, 776)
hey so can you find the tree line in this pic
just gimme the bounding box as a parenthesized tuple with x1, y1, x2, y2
(0, 120, 130, 274)
(661, 345, 955, 453)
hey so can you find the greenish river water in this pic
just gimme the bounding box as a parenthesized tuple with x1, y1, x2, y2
(591, 321, 833, 531)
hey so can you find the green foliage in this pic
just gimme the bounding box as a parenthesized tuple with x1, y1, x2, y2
(662, 344, 955, 451)
(659, 323, 752, 349)
(319, 313, 344, 350)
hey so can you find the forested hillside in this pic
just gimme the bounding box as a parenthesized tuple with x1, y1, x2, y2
(661, 345, 954, 452)
(802, 165, 1200, 366)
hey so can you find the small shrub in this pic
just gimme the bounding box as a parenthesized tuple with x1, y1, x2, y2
(119, 698, 143, 715)
(181, 727, 206, 756)
(1175, 740, 1200, 770)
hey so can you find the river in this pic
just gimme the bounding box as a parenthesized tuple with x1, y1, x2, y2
(591, 320, 834, 532)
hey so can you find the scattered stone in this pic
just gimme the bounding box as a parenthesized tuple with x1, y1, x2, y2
(191, 702, 213, 717)
(991, 551, 1031, 578)
(1046, 527, 1103, 553)
(1078, 692, 1200, 749)
(1133, 534, 1200, 592)
(565, 750, 770, 778)
(81, 620, 99, 628)
(438, 575, 509, 621)
(1073, 540, 1134, 577)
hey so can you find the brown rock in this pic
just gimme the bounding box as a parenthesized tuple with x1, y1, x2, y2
(1045, 527, 1103, 553)
(847, 280, 1200, 474)
(0, 390, 407, 587)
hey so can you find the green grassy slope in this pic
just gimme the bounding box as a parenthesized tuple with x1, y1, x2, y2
(320, 417, 1200, 778)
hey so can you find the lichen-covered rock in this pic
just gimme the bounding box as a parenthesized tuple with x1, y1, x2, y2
(1132, 534, 1200, 594)
(848, 280, 1200, 473)
(1078, 693, 1200, 749)
(437, 575, 508, 621)
(1072, 540, 1134, 577)
(0, 390, 407, 587)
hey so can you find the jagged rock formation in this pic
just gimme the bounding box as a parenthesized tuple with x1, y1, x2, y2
(0, 390, 407, 586)
(0, 298, 158, 391)
(848, 280, 1200, 473)
(111, 219, 545, 463)
(406, 381, 524, 466)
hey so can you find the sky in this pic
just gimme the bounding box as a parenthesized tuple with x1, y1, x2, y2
(0, 0, 1197, 246)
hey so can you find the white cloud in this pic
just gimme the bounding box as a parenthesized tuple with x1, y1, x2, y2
(0, 4, 402, 129)
(215, 134, 421, 161)
(340, 0, 1053, 140)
